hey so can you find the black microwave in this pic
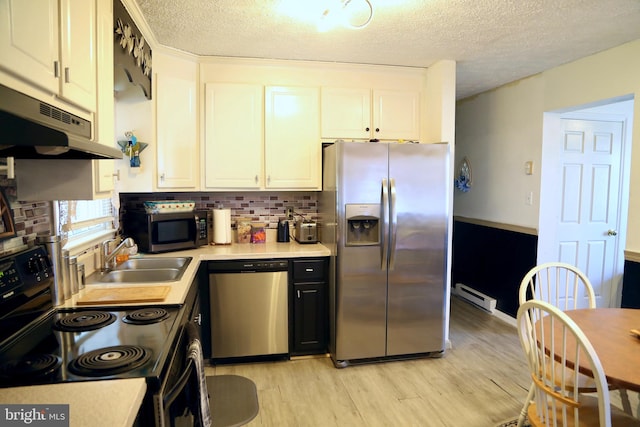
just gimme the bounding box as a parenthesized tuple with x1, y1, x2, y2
(123, 210, 212, 253)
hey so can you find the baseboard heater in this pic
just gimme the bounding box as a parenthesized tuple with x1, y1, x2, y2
(453, 283, 497, 313)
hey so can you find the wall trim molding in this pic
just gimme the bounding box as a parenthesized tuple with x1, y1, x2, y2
(454, 216, 538, 236)
(625, 250, 640, 263)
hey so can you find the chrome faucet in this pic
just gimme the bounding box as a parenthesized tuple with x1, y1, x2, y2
(100, 237, 135, 271)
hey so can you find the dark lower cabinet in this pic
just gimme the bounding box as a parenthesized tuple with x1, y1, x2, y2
(290, 258, 328, 355)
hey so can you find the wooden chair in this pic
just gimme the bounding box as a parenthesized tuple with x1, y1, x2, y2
(516, 262, 630, 427)
(516, 299, 640, 427)
(519, 262, 596, 310)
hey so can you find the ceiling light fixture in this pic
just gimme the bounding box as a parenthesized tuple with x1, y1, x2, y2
(318, 0, 374, 31)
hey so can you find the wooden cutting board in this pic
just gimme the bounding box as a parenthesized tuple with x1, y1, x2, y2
(76, 286, 171, 305)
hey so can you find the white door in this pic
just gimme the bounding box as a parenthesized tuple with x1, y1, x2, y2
(555, 118, 624, 307)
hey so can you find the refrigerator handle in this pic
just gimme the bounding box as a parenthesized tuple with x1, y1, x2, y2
(381, 178, 389, 271)
(389, 178, 398, 270)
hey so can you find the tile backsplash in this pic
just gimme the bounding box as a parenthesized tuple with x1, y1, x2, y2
(0, 179, 52, 256)
(119, 191, 319, 229)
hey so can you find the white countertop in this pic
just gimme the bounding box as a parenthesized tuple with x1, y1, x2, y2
(2, 241, 330, 425)
(62, 241, 330, 309)
(0, 378, 146, 427)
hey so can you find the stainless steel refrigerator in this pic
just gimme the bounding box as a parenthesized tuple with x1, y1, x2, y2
(319, 141, 449, 367)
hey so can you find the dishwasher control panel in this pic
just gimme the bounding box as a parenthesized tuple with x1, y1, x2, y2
(208, 259, 289, 273)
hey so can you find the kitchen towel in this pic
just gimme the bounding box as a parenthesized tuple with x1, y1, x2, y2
(212, 208, 232, 244)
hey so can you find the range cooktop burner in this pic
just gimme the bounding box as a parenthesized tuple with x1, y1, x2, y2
(0, 353, 61, 380)
(54, 311, 117, 332)
(68, 345, 150, 377)
(123, 308, 170, 325)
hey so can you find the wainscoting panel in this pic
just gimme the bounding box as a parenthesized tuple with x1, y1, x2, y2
(452, 219, 538, 317)
(622, 259, 640, 308)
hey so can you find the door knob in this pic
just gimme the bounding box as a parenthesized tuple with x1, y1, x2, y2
(607, 229, 618, 236)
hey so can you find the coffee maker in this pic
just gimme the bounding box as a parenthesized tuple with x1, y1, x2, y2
(277, 219, 290, 242)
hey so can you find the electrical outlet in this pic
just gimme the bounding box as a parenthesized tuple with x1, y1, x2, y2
(285, 207, 294, 220)
(526, 191, 533, 206)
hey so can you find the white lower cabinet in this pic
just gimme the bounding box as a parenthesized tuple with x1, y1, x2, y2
(204, 84, 320, 190)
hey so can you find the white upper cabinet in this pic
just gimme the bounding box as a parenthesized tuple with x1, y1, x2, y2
(322, 87, 420, 141)
(265, 86, 320, 189)
(0, 0, 59, 94)
(203, 83, 320, 191)
(14, 0, 112, 202)
(58, 0, 96, 111)
(156, 71, 199, 190)
(204, 83, 264, 189)
(0, 0, 97, 112)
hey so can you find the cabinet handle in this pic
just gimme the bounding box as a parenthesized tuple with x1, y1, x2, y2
(305, 268, 314, 272)
(193, 313, 202, 326)
(54, 61, 60, 78)
(255, 175, 258, 184)
(297, 290, 301, 299)
(64, 67, 70, 83)
(267, 175, 271, 185)
(365, 127, 370, 132)
(160, 172, 165, 181)
(375, 128, 380, 133)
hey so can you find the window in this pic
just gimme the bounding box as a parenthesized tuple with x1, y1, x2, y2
(59, 199, 115, 241)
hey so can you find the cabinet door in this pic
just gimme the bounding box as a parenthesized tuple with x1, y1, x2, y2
(373, 89, 420, 140)
(204, 83, 263, 189)
(293, 282, 327, 355)
(94, 0, 114, 195)
(321, 87, 371, 140)
(59, 0, 96, 111)
(156, 73, 199, 189)
(0, 0, 58, 94)
(265, 86, 320, 189)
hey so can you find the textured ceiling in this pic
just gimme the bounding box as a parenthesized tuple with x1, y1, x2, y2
(132, 0, 640, 99)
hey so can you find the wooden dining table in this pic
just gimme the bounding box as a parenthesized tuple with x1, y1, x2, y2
(543, 308, 640, 392)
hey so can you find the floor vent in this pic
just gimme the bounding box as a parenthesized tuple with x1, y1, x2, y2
(453, 283, 497, 313)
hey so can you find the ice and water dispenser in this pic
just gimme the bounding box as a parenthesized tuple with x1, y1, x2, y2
(345, 204, 380, 246)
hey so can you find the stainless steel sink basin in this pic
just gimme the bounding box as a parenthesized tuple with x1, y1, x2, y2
(114, 257, 191, 271)
(98, 268, 184, 283)
(88, 256, 193, 284)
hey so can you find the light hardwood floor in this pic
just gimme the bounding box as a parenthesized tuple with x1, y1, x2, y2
(205, 296, 535, 426)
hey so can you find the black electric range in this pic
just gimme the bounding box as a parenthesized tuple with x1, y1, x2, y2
(0, 246, 200, 426)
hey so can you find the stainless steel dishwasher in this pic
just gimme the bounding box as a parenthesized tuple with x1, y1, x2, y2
(208, 259, 289, 359)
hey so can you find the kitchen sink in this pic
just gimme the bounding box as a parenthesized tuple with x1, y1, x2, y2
(87, 256, 192, 284)
(114, 257, 191, 271)
(98, 268, 184, 283)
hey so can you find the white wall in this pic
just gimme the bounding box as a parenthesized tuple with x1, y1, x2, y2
(455, 39, 640, 254)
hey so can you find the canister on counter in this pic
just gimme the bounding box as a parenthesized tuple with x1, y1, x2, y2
(77, 263, 85, 290)
(69, 256, 79, 295)
(250, 223, 266, 243)
(237, 217, 252, 243)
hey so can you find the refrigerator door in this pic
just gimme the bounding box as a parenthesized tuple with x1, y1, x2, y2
(334, 142, 389, 361)
(386, 143, 448, 356)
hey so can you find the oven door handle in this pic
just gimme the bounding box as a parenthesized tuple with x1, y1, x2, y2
(163, 358, 195, 410)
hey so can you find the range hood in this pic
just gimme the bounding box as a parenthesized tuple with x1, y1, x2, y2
(0, 84, 122, 160)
